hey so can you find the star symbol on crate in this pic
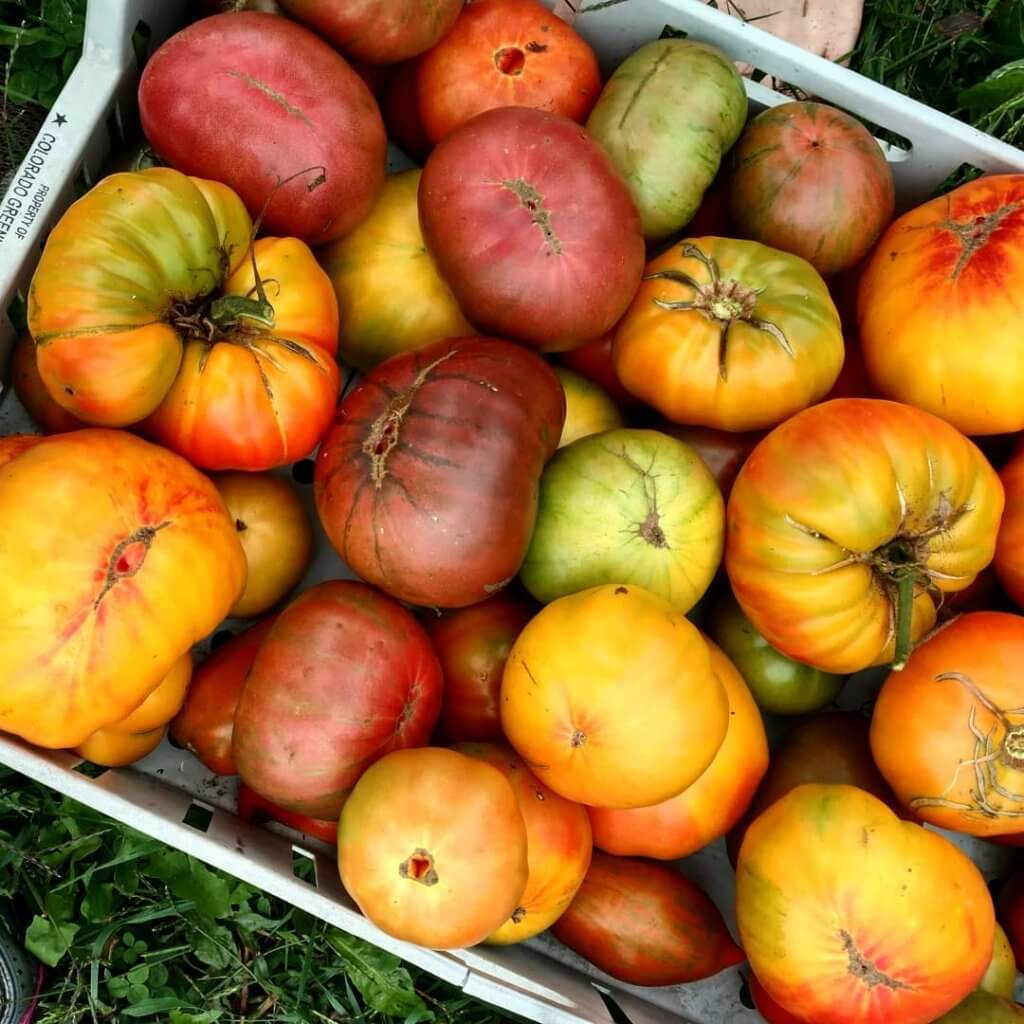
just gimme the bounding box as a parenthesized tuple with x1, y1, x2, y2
(53, 113, 68, 127)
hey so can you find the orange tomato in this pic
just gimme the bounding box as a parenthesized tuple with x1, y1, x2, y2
(858, 174, 1024, 436)
(737, 784, 995, 1024)
(74, 653, 193, 766)
(995, 449, 1024, 609)
(501, 584, 728, 809)
(338, 747, 528, 949)
(726, 398, 1004, 674)
(28, 168, 340, 470)
(454, 742, 592, 944)
(170, 617, 276, 776)
(0, 429, 246, 748)
(212, 472, 314, 618)
(587, 638, 767, 860)
(0, 434, 43, 469)
(10, 332, 85, 434)
(871, 611, 1024, 837)
(614, 237, 843, 431)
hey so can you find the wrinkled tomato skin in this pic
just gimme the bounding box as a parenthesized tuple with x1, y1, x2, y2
(315, 337, 565, 608)
(139, 12, 386, 243)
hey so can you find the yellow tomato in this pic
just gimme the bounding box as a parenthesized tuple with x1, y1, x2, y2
(555, 367, 623, 448)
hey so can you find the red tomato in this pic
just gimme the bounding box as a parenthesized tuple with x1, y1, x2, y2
(419, 106, 645, 351)
(138, 12, 386, 243)
(315, 337, 564, 608)
(170, 617, 276, 776)
(426, 592, 536, 742)
(416, 0, 601, 143)
(278, 0, 464, 64)
(998, 867, 1024, 970)
(654, 422, 762, 499)
(557, 333, 638, 410)
(996, 448, 1024, 609)
(237, 783, 337, 844)
(749, 973, 804, 1024)
(384, 60, 432, 162)
(232, 581, 443, 819)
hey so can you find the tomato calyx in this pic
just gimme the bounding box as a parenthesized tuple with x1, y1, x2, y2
(646, 242, 793, 380)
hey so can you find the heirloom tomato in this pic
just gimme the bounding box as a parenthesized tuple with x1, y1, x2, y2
(871, 612, 1024, 837)
(550, 852, 743, 986)
(419, 106, 645, 351)
(726, 712, 902, 864)
(586, 39, 746, 240)
(979, 924, 1017, 998)
(995, 448, 1024, 609)
(558, 333, 637, 410)
(501, 584, 728, 808)
(726, 398, 1004, 674)
(455, 742, 592, 944)
(213, 472, 314, 618)
(858, 174, 1024, 435)
(138, 12, 386, 243)
(737, 784, 995, 1024)
(416, 0, 600, 143)
(338, 747, 529, 949)
(0, 434, 42, 469)
(384, 61, 432, 162)
(237, 784, 337, 845)
(614, 238, 843, 431)
(28, 168, 341, 470)
(749, 973, 803, 1024)
(317, 169, 472, 372)
(426, 592, 536, 743)
(75, 653, 193, 767)
(521, 428, 724, 613)
(0, 430, 245, 748)
(998, 866, 1024, 970)
(729, 101, 895, 276)
(653, 422, 761, 499)
(315, 337, 564, 608)
(709, 594, 843, 715)
(935, 992, 1024, 1023)
(277, 0, 463, 64)
(10, 332, 84, 434)
(170, 617, 276, 776)
(554, 368, 623, 449)
(233, 581, 443, 819)
(587, 638, 768, 860)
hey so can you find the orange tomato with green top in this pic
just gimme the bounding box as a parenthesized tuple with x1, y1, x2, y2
(726, 398, 1004, 674)
(0, 429, 246, 748)
(858, 175, 1024, 436)
(587, 637, 768, 860)
(613, 237, 843, 432)
(28, 167, 340, 470)
(737, 783, 995, 1024)
(454, 742, 592, 944)
(871, 611, 1024, 837)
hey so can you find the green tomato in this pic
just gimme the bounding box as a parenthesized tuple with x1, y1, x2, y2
(585, 38, 747, 241)
(709, 595, 842, 715)
(521, 428, 724, 612)
(933, 992, 1024, 1023)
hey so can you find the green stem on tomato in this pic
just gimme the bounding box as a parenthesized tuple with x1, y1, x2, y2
(892, 569, 917, 671)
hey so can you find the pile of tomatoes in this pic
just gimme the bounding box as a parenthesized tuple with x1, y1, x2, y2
(4, 1, 1024, 1021)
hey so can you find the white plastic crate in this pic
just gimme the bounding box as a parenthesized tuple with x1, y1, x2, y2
(2, 2, 1024, 1022)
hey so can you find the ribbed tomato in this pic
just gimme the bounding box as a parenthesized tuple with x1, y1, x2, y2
(737, 784, 995, 1024)
(10, 332, 84, 434)
(614, 238, 843, 431)
(415, 0, 601, 143)
(726, 399, 1004, 674)
(871, 611, 1024, 837)
(587, 638, 767, 860)
(858, 174, 1024, 435)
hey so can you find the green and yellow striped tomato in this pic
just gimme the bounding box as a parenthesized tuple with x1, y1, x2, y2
(317, 169, 473, 371)
(586, 39, 746, 241)
(521, 428, 724, 612)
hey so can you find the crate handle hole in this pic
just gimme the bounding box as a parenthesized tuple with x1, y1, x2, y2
(72, 760, 108, 779)
(291, 847, 318, 887)
(182, 802, 214, 833)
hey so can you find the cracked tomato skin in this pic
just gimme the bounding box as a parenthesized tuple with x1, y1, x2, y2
(28, 168, 340, 470)
(232, 580, 444, 819)
(613, 236, 843, 432)
(726, 398, 1004, 675)
(871, 612, 1024, 837)
(418, 106, 646, 352)
(314, 336, 565, 609)
(501, 584, 728, 809)
(138, 12, 386, 243)
(0, 430, 246, 749)
(737, 784, 995, 1024)
(858, 175, 1024, 436)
